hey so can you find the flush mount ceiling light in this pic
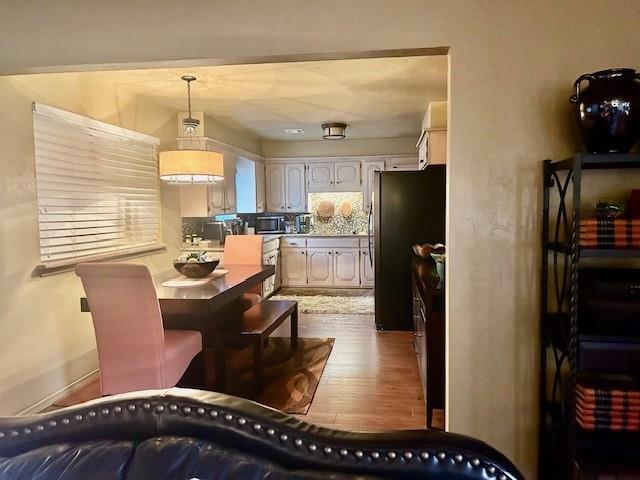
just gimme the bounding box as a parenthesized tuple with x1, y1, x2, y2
(322, 122, 347, 140)
(159, 75, 224, 184)
(284, 128, 305, 134)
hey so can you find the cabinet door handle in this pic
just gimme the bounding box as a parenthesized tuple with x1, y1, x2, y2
(335, 252, 340, 255)
(328, 252, 332, 255)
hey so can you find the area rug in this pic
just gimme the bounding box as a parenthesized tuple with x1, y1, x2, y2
(226, 337, 334, 414)
(271, 289, 374, 315)
(50, 337, 334, 416)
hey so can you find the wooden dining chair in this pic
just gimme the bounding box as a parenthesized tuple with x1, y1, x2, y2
(223, 235, 264, 310)
(75, 262, 203, 396)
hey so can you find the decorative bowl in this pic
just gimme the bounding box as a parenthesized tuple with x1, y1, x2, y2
(317, 200, 335, 219)
(339, 201, 353, 219)
(173, 259, 219, 278)
(412, 243, 445, 259)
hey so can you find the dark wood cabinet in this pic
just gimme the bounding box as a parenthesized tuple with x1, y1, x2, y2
(411, 256, 445, 430)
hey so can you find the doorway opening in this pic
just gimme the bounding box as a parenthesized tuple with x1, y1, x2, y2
(2, 47, 450, 431)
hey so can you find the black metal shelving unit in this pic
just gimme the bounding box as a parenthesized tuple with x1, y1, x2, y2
(540, 153, 640, 479)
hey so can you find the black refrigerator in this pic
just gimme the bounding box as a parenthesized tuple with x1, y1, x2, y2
(370, 165, 446, 330)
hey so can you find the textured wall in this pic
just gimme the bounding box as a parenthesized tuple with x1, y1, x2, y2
(3, 2, 640, 476)
(0, 73, 182, 415)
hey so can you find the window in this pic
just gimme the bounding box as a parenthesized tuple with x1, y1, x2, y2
(33, 103, 162, 273)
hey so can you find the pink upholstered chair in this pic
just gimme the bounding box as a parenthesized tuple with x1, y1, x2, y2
(223, 235, 264, 309)
(75, 262, 202, 396)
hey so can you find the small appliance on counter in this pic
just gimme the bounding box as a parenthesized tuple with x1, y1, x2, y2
(295, 214, 312, 234)
(203, 221, 227, 245)
(226, 218, 247, 235)
(255, 215, 286, 234)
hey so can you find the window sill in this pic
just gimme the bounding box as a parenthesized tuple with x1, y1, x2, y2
(34, 244, 167, 277)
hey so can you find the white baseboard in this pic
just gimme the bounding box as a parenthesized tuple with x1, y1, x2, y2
(18, 369, 99, 416)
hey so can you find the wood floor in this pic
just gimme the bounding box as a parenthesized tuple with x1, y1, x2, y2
(50, 312, 437, 431)
(287, 313, 428, 431)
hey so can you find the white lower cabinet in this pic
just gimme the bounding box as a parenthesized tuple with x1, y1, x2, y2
(262, 250, 280, 298)
(360, 248, 375, 287)
(281, 248, 308, 286)
(279, 238, 373, 288)
(307, 248, 333, 286)
(333, 248, 360, 287)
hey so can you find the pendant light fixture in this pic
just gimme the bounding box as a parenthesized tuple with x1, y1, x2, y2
(159, 75, 224, 184)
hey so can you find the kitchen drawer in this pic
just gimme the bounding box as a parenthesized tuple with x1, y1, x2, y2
(359, 237, 371, 248)
(281, 237, 307, 248)
(307, 237, 359, 248)
(579, 335, 640, 374)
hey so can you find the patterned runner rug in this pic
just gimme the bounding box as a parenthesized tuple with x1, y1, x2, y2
(226, 337, 334, 414)
(49, 337, 333, 416)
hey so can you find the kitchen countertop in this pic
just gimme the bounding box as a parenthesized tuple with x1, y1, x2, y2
(275, 233, 368, 237)
(180, 233, 369, 252)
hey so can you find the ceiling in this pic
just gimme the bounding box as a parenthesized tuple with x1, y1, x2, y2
(89, 55, 447, 141)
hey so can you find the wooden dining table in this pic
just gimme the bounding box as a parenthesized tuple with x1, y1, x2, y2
(80, 264, 276, 390)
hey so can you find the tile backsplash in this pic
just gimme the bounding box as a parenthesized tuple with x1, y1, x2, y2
(307, 191, 368, 235)
(182, 217, 207, 239)
(181, 191, 368, 238)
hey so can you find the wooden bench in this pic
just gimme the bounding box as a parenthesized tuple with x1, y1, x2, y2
(217, 300, 298, 393)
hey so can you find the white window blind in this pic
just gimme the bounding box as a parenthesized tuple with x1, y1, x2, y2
(33, 103, 161, 269)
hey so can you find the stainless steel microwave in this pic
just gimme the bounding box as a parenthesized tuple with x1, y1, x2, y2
(255, 216, 286, 233)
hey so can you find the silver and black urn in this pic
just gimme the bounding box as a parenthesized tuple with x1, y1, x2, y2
(570, 68, 640, 154)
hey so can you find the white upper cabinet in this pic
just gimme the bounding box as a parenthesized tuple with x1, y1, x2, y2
(285, 163, 306, 212)
(385, 155, 419, 171)
(266, 164, 286, 212)
(307, 248, 333, 286)
(266, 163, 306, 212)
(255, 162, 266, 213)
(208, 152, 236, 215)
(307, 163, 334, 192)
(306, 160, 361, 192)
(334, 161, 361, 191)
(417, 128, 447, 169)
(208, 180, 226, 215)
(333, 248, 360, 287)
(362, 160, 385, 211)
(223, 152, 237, 212)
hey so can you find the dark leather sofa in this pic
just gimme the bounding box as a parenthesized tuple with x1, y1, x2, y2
(0, 388, 523, 479)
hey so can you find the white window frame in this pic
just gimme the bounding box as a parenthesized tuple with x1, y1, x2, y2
(33, 103, 164, 275)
